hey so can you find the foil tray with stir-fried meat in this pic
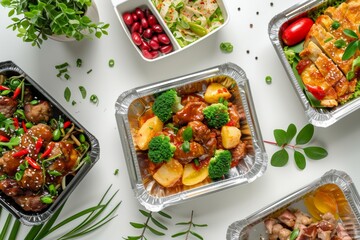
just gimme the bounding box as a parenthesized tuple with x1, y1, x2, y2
(0, 74, 90, 212)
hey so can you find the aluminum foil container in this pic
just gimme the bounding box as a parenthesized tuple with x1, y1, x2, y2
(227, 169, 360, 240)
(112, 0, 229, 62)
(268, 0, 360, 128)
(0, 61, 100, 225)
(115, 62, 267, 211)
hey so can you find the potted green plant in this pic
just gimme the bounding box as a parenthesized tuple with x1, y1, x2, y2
(0, 0, 109, 47)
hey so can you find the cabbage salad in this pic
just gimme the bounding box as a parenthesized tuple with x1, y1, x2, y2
(151, 0, 224, 47)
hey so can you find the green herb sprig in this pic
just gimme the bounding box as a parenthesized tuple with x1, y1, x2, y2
(0, 113, 15, 131)
(0, 185, 120, 240)
(264, 123, 328, 170)
(124, 210, 172, 240)
(171, 210, 207, 240)
(341, 26, 359, 61)
(1, 0, 110, 47)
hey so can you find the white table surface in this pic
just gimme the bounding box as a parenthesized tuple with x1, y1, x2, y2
(1, 0, 360, 239)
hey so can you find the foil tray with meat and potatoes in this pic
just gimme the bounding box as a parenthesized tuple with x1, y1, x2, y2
(0, 61, 99, 225)
(115, 62, 267, 212)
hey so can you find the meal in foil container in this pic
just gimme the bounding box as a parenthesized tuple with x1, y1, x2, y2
(264, 183, 353, 240)
(132, 78, 252, 191)
(151, 0, 224, 47)
(0, 74, 90, 212)
(281, 0, 360, 108)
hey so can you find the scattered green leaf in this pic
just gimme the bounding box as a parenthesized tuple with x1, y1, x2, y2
(172, 210, 207, 239)
(64, 87, 71, 102)
(79, 86, 87, 99)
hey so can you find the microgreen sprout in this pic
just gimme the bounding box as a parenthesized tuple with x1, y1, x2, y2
(264, 123, 328, 170)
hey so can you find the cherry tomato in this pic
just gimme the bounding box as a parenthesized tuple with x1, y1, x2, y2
(131, 32, 142, 46)
(282, 17, 313, 46)
(122, 12, 133, 26)
(147, 15, 158, 27)
(160, 45, 173, 54)
(158, 33, 170, 45)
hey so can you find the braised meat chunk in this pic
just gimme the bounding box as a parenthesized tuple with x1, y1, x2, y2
(24, 101, 52, 123)
(0, 96, 17, 117)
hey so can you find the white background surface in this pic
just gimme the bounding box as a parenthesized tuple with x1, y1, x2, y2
(1, 0, 360, 239)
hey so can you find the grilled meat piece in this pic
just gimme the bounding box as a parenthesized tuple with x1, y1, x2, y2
(13, 194, 49, 212)
(174, 142, 205, 164)
(24, 101, 52, 124)
(0, 179, 23, 196)
(0, 150, 22, 176)
(173, 101, 207, 125)
(0, 96, 17, 118)
(19, 168, 44, 192)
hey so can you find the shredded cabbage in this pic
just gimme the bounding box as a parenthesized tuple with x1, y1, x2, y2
(152, 0, 224, 46)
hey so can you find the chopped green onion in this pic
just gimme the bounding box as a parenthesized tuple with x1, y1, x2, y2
(331, 21, 340, 30)
(90, 94, 98, 104)
(55, 62, 69, 69)
(76, 58, 82, 67)
(0, 175, 7, 181)
(114, 169, 119, 175)
(87, 69, 92, 74)
(40, 196, 53, 204)
(265, 76, 272, 84)
(49, 184, 57, 196)
(324, 37, 333, 43)
(108, 59, 115, 68)
(182, 141, 190, 153)
(79, 86, 87, 99)
(220, 42, 233, 53)
(64, 73, 70, 80)
(48, 170, 62, 176)
(72, 100, 77, 106)
(15, 172, 23, 181)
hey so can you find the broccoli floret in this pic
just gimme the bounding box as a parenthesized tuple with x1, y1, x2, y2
(203, 103, 229, 129)
(148, 135, 176, 163)
(152, 89, 183, 123)
(208, 149, 232, 179)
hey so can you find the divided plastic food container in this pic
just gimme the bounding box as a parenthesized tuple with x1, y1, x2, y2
(269, 0, 360, 127)
(0, 61, 100, 225)
(226, 169, 360, 240)
(115, 62, 267, 211)
(112, 0, 229, 62)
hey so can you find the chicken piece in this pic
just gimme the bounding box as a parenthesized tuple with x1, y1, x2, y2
(269, 223, 284, 240)
(305, 24, 353, 74)
(19, 168, 44, 192)
(230, 142, 246, 163)
(0, 179, 23, 196)
(335, 223, 352, 240)
(297, 224, 318, 240)
(0, 150, 22, 176)
(322, 212, 337, 226)
(300, 41, 344, 87)
(173, 102, 207, 126)
(27, 123, 53, 143)
(265, 218, 278, 234)
(278, 209, 296, 228)
(24, 100, 52, 124)
(294, 210, 313, 228)
(279, 228, 292, 240)
(317, 229, 332, 240)
(315, 15, 355, 44)
(0, 96, 17, 118)
(296, 60, 338, 107)
(13, 194, 50, 212)
(47, 141, 80, 171)
(325, 2, 358, 33)
(174, 142, 205, 165)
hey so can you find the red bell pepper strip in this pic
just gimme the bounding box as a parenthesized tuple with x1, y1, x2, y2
(41, 145, 54, 159)
(225, 120, 236, 126)
(306, 85, 326, 100)
(22, 121, 27, 133)
(13, 118, 19, 129)
(0, 135, 9, 142)
(63, 121, 72, 129)
(12, 149, 29, 158)
(0, 85, 10, 91)
(25, 156, 41, 170)
(35, 137, 43, 154)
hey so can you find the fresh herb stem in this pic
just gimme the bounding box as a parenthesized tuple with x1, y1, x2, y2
(172, 210, 207, 239)
(0, 213, 13, 240)
(8, 219, 21, 240)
